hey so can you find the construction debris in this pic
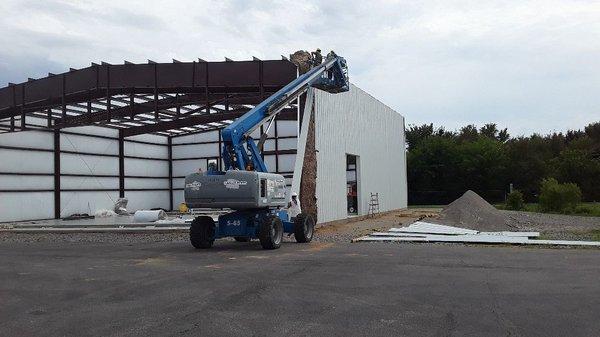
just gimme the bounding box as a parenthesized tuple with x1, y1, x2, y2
(113, 198, 129, 215)
(94, 209, 117, 218)
(289, 50, 313, 74)
(389, 222, 478, 235)
(355, 221, 600, 247)
(62, 213, 94, 221)
(133, 210, 167, 223)
(387, 222, 540, 237)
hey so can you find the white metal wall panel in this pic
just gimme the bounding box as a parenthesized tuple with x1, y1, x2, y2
(0, 130, 53, 149)
(173, 190, 184, 208)
(124, 158, 168, 177)
(124, 142, 167, 158)
(0, 149, 53, 173)
(126, 191, 170, 211)
(0, 192, 54, 221)
(263, 155, 277, 172)
(278, 138, 298, 151)
(61, 134, 118, 155)
(276, 120, 298, 137)
(123, 135, 170, 211)
(60, 191, 119, 217)
(0, 126, 174, 221)
(126, 134, 167, 145)
(172, 143, 219, 159)
(312, 84, 407, 223)
(171, 136, 219, 193)
(173, 159, 205, 177)
(172, 130, 219, 144)
(278, 154, 296, 172)
(61, 153, 118, 175)
(263, 139, 276, 151)
(65, 125, 118, 138)
(0, 175, 53, 190)
(61, 176, 119, 190)
(25, 116, 49, 127)
(172, 177, 185, 188)
(0, 119, 302, 222)
(125, 178, 169, 189)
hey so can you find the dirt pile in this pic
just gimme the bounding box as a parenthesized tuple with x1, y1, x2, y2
(434, 190, 517, 231)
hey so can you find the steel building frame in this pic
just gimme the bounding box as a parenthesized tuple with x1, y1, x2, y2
(0, 58, 301, 219)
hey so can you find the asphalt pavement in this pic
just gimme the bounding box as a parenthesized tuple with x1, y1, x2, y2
(1, 239, 600, 336)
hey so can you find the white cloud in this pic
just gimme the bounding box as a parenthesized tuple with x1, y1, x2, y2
(0, 0, 599, 135)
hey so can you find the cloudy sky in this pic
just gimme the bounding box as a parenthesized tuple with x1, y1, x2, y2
(0, 0, 599, 136)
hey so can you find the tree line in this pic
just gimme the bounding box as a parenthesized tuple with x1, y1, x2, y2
(406, 122, 600, 205)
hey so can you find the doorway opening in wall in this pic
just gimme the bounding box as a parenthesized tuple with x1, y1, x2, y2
(346, 154, 359, 215)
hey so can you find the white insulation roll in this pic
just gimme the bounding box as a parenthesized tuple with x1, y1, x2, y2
(133, 210, 167, 223)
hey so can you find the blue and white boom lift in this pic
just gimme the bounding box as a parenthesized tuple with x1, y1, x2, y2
(184, 54, 349, 249)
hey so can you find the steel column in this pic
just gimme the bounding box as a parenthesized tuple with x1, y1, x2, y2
(11, 85, 16, 132)
(167, 136, 173, 211)
(218, 129, 223, 170)
(47, 108, 52, 128)
(129, 91, 135, 120)
(205, 62, 210, 114)
(21, 85, 25, 130)
(61, 74, 66, 120)
(118, 130, 125, 197)
(274, 120, 279, 173)
(154, 63, 159, 120)
(106, 66, 111, 122)
(53, 130, 60, 219)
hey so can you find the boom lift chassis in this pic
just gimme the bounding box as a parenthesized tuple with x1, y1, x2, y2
(184, 55, 349, 249)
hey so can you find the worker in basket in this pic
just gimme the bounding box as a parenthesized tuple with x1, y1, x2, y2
(287, 192, 302, 219)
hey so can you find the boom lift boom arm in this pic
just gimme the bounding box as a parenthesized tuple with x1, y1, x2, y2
(220, 55, 349, 172)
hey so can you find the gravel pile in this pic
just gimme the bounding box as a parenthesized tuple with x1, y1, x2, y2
(433, 190, 516, 231)
(431, 190, 600, 239)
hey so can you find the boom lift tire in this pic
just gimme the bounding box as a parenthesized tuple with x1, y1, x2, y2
(259, 216, 283, 249)
(294, 213, 315, 243)
(234, 236, 250, 242)
(190, 216, 215, 249)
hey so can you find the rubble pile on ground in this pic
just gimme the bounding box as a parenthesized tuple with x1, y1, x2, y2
(434, 190, 516, 231)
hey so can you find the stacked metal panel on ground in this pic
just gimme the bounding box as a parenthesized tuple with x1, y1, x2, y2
(355, 221, 600, 247)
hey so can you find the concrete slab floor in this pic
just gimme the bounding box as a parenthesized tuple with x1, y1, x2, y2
(2, 214, 199, 228)
(1, 240, 600, 336)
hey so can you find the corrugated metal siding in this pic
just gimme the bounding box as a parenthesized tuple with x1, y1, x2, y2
(313, 84, 407, 223)
(0, 121, 170, 222)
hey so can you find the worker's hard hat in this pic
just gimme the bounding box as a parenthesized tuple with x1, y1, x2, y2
(291, 192, 298, 197)
(316, 48, 321, 52)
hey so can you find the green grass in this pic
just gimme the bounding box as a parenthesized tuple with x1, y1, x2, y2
(496, 202, 600, 217)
